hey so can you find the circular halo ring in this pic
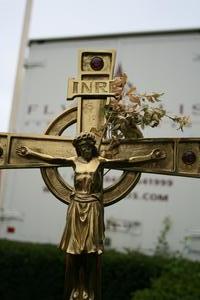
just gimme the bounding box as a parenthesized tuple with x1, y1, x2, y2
(41, 106, 142, 206)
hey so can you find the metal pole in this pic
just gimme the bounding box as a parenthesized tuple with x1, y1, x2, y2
(0, 0, 33, 232)
(9, 0, 33, 132)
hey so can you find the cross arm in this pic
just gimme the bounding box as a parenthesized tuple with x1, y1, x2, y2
(0, 133, 75, 169)
(101, 138, 200, 178)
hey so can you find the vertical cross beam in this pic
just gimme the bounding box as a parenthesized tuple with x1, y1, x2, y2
(67, 49, 116, 134)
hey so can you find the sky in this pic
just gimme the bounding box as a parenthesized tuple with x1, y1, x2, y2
(1, 0, 200, 131)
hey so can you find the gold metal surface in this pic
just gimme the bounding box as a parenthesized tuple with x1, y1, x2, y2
(0, 132, 74, 168)
(40, 106, 142, 206)
(67, 49, 116, 134)
(1, 49, 200, 300)
(102, 138, 200, 178)
(14, 132, 167, 300)
(67, 79, 116, 99)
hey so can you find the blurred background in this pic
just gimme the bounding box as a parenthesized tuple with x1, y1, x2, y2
(1, 0, 200, 131)
(1, 0, 200, 261)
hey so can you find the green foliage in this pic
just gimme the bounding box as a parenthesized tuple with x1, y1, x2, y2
(0, 239, 65, 300)
(154, 216, 172, 257)
(102, 250, 165, 300)
(0, 240, 164, 300)
(1, 240, 200, 300)
(132, 257, 200, 300)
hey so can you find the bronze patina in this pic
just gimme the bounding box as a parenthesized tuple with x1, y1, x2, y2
(0, 49, 200, 300)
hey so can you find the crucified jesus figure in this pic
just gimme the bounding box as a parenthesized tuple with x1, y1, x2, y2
(17, 132, 166, 300)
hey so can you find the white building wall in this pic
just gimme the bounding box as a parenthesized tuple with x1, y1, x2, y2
(1, 31, 200, 259)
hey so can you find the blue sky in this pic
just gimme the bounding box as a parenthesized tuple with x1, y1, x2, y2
(1, 0, 200, 131)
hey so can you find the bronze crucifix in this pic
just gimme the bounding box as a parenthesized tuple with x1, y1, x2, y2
(0, 49, 199, 300)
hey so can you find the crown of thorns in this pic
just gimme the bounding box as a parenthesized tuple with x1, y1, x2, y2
(72, 132, 96, 148)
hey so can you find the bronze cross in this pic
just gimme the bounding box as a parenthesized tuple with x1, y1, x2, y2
(0, 49, 199, 300)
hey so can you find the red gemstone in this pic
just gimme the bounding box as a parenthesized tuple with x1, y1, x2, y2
(0, 147, 3, 157)
(182, 151, 196, 165)
(7, 226, 15, 233)
(90, 56, 104, 71)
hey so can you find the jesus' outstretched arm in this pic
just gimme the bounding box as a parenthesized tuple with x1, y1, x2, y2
(16, 146, 74, 164)
(100, 148, 166, 165)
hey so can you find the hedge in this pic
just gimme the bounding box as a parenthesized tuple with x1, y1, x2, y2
(0, 239, 65, 300)
(2, 239, 200, 300)
(0, 239, 165, 300)
(132, 257, 200, 300)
